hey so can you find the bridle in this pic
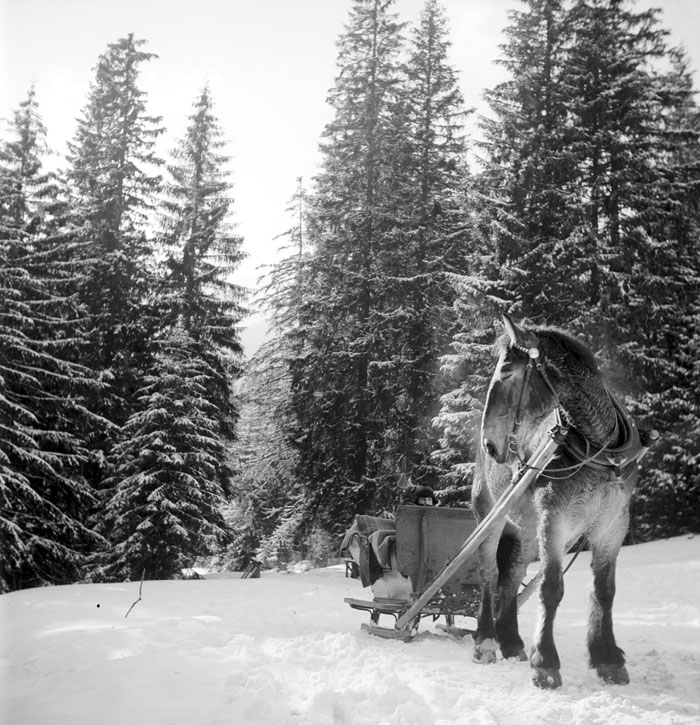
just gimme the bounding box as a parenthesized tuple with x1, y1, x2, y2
(508, 344, 559, 449)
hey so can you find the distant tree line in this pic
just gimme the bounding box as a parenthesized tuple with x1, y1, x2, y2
(1, 0, 698, 590)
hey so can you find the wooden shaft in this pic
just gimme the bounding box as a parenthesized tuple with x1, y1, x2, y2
(394, 425, 568, 631)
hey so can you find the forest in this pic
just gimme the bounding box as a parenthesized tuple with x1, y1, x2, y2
(1, 0, 699, 592)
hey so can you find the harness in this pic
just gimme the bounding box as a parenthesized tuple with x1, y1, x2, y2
(507, 343, 654, 482)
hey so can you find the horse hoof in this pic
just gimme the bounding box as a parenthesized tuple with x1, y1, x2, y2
(501, 644, 528, 662)
(473, 639, 498, 665)
(473, 649, 497, 665)
(596, 664, 629, 685)
(532, 667, 562, 689)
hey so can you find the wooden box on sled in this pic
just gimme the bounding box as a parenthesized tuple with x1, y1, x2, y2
(345, 505, 481, 638)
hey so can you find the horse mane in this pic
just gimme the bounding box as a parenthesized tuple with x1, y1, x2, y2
(534, 327, 618, 444)
(534, 327, 599, 376)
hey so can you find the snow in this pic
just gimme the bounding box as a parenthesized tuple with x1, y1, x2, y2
(2, 536, 700, 725)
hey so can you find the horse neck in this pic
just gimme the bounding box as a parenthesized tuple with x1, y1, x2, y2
(558, 374, 618, 447)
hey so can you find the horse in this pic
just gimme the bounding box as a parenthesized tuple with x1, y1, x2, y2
(472, 315, 648, 689)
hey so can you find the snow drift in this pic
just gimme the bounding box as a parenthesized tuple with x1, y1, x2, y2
(2, 536, 699, 724)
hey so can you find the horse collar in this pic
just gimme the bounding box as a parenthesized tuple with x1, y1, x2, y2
(561, 388, 643, 478)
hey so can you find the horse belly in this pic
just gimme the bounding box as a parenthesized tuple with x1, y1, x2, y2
(535, 474, 632, 546)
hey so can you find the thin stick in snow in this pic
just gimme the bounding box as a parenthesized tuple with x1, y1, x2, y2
(124, 569, 146, 619)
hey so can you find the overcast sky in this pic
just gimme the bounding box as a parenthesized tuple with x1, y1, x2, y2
(1, 0, 698, 354)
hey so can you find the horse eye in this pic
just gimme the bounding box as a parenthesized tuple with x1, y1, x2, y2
(499, 363, 515, 379)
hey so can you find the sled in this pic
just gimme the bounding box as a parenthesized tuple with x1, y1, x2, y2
(344, 504, 482, 640)
(345, 425, 570, 641)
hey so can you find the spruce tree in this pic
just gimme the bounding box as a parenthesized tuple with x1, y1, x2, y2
(159, 84, 244, 470)
(293, 0, 408, 530)
(225, 356, 305, 569)
(260, 177, 308, 349)
(0, 88, 99, 591)
(160, 85, 245, 357)
(625, 46, 700, 538)
(66, 34, 163, 460)
(0, 86, 50, 229)
(390, 0, 473, 496)
(95, 331, 230, 581)
(431, 234, 506, 505)
(478, 0, 575, 321)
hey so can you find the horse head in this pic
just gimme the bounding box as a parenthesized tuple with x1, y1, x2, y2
(481, 315, 560, 466)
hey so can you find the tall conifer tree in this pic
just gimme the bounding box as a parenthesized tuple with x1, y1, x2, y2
(478, 0, 574, 320)
(160, 85, 245, 356)
(624, 45, 700, 537)
(66, 34, 164, 487)
(391, 0, 473, 494)
(159, 85, 245, 463)
(293, 0, 408, 530)
(0, 89, 98, 591)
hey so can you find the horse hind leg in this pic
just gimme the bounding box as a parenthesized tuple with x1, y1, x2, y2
(588, 528, 629, 685)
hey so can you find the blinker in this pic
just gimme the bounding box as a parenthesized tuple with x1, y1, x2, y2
(528, 348, 539, 359)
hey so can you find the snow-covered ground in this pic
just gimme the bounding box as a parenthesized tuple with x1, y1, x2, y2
(2, 536, 699, 725)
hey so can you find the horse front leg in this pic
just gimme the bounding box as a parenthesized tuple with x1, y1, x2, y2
(530, 521, 566, 689)
(588, 531, 629, 684)
(494, 529, 535, 661)
(473, 526, 503, 664)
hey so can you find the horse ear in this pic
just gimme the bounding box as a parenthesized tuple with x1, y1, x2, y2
(502, 314, 537, 350)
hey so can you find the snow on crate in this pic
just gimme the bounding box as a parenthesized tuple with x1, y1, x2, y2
(1, 536, 700, 725)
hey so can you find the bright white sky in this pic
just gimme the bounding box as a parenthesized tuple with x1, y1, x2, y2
(1, 0, 698, 353)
